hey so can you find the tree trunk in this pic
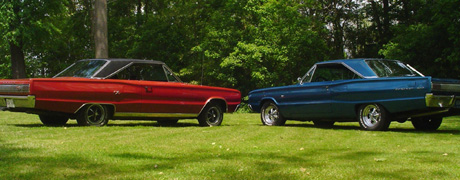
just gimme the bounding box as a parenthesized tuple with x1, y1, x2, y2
(9, 2, 26, 79)
(382, 0, 390, 42)
(9, 41, 27, 79)
(94, 0, 108, 58)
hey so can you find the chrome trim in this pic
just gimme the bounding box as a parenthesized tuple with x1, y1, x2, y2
(0, 95, 35, 108)
(425, 93, 455, 108)
(104, 62, 134, 79)
(53, 62, 76, 78)
(113, 112, 197, 118)
(432, 83, 460, 93)
(234, 104, 241, 112)
(162, 65, 182, 83)
(300, 65, 316, 84)
(0, 84, 30, 93)
(411, 109, 450, 118)
(91, 60, 111, 78)
(406, 64, 425, 77)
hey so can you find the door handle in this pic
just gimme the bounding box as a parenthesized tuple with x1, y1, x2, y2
(145, 86, 153, 93)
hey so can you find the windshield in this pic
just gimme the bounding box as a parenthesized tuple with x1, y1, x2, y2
(366, 60, 420, 77)
(55, 60, 107, 78)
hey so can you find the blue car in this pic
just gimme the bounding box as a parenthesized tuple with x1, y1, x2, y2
(248, 59, 460, 131)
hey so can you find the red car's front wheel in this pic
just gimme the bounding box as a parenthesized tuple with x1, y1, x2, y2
(198, 102, 223, 126)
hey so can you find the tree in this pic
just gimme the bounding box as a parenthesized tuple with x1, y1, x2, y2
(0, 0, 67, 78)
(380, 0, 460, 79)
(94, 0, 108, 58)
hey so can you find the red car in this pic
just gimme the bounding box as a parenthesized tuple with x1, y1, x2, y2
(0, 59, 241, 126)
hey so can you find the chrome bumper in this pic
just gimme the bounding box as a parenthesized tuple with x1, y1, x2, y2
(0, 95, 35, 109)
(425, 93, 459, 108)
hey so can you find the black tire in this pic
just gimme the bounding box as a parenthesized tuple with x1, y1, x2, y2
(313, 121, 335, 128)
(411, 116, 442, 131)
(358, 104, 391, 131)
(39, 115, 69, 126)
(157, 119, 179, 126)
(198, 102, 223, 126)
(76, 104, 109, 126)
(260, 102, 286, 126)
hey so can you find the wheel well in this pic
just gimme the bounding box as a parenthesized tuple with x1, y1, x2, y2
(76, 103, 116, 119)
(206, 99, 227, 113)
(355, 103, 388, 115)
(260, 99, 276, 109)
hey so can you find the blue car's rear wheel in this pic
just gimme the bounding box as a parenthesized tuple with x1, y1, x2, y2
(261, 102, 286, 126)
(358, 104, 390, 131)
(411, 116, 442, 131)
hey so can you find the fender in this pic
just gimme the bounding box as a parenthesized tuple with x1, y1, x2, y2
(198, 97, 228, 115)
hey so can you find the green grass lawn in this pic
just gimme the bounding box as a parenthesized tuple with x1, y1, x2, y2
(1, 111, 459, 179)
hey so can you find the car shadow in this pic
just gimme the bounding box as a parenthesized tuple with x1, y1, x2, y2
(107, 122, 200, 127)
(284, 122, 460, 134)
(12, 122, 201, 128)
(284, 122, 360, 130)
(388, 127, 460, 134)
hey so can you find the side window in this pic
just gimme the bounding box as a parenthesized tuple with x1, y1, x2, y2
(112, 64, 168, 81)
(311, 64, 360, 82)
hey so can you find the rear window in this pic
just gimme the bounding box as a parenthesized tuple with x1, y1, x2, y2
(55, 60, 107, 78)
(366, 60, 419, 77)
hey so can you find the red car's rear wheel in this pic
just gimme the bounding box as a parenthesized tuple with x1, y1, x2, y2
(76, 104, 109, 126)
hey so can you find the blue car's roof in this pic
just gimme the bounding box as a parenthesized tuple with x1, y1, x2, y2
(316, 58, 395, 78)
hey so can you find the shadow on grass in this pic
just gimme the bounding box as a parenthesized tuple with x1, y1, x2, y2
(284, 121, 460, 134)
(0, 140, 114, 179)
(13, 121, 201, 128)
(0, 138, 316, 179)
(12, 120, 460, 134)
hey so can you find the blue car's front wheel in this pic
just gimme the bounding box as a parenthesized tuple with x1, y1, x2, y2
(261, 102, 286, 126)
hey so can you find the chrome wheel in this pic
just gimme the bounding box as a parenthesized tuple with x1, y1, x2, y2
(361, 104, 381, 127)
(198, 102, 223, 126)
(77, 104, 109, 126)
(261, 102, 286, 126)
(206, 107, 222, 124)
(358, 104, 390, 131)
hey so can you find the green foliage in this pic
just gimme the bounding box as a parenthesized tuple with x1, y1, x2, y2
(0, 0, 75, 78)
(380, 0, 460, 79)
(1, 111, 460, 179)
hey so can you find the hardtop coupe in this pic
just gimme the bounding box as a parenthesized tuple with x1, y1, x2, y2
(248, 59, 460, 131)
(0, 59, 241, 126)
